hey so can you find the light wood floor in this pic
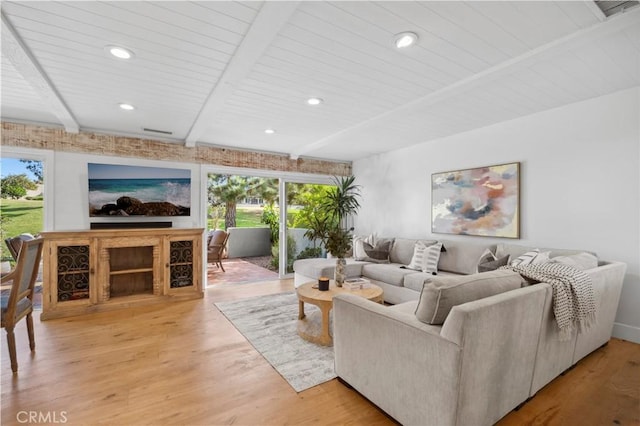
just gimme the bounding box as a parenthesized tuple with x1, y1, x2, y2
(2, 279, 639, 425)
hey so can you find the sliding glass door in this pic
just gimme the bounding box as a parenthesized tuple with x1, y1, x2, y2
(281, 181, 335, 275)
(206, 173, 278, 282)
(204, 167, 334, 283)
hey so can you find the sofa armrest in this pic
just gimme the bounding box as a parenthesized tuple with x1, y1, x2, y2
(333, 294, 461, 426)
(440, 285, 548, 426)
(572, 260, 626, 363)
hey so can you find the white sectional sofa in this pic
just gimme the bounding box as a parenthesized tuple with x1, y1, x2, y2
(292, 237, 627, 426)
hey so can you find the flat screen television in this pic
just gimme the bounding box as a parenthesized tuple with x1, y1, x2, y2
(88, 163, 191, 217)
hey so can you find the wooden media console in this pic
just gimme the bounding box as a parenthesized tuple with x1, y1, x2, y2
(40, 228, 204, 320)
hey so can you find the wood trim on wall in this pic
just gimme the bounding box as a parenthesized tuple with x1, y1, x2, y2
(1, 122, 352, 176)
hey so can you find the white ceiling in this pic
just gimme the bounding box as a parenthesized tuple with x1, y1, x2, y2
(2, 1, 639, 162)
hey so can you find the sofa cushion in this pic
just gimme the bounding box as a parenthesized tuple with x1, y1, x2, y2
(387, 300, 419, 315)
(353, 234, 376, 260)
(389, 238, 437, 265)
(476, 248, 496, 272)
(403, 270, 463, 292)
(437, 240, 497, 275)
(496, 243, 596, 261)
(293, 258, 367, 279)
(405, 241, 441, 271)
(414, 270, 523, 325)
(362, 263, 417, 287)
(403, 272, 433, 292)
(362, 239, 393, 263)
(405, 241, 430, 271)
(477, 255, 510, 272)
(421, 242, 443, 274)
(510, 249, 540, 266)
(533, 251, 551, 264)
(549, 252, 598, 270)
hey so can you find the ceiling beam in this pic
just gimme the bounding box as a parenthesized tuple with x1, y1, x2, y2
(290, 6, 640, 160)
(584, 0, 607, 22)
(1, 11, 79, 133)
(184, 2, 300, 147)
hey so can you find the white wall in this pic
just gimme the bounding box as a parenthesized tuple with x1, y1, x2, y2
(353, 87, 640, 343)
(51, 152, 203, 230)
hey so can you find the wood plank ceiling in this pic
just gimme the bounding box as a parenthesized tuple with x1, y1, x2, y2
(1, 1, 639, 162)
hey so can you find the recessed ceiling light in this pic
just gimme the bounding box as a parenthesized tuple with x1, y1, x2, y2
(393, 32, 418, 49)
(105, 45, 135, 60)
(306, 97, 323, 106)
(264, 128, 276, 134)
(119, 103, 135, 111)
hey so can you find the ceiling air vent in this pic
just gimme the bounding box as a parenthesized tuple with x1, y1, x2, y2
(142, 127, 173, 135)
(595, 0, 639, 16)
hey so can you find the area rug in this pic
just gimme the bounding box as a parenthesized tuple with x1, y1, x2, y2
(214, 292, 336, 392)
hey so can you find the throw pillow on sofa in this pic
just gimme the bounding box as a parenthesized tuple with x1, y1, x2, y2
(405, 241, 441, 272)
(476, 248, 497, 273)
(414, 269, 523, 325)
(362, 239, 392, 263)
(510, 249, 540, 266)
(477, 255, 510, 272)
(353, 234, 376, 260)
(421, 242, 443, 274)
(533, 251, 551, 264)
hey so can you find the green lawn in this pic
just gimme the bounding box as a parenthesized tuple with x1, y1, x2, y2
(0, 198, 43, 261)
(235, 207, 266, 228)
(207, 206, 267, 231)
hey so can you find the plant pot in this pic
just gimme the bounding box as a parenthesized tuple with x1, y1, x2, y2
(334, 257, 346, 287)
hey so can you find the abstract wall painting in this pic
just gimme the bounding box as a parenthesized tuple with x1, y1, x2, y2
(431, 162, 520, 238)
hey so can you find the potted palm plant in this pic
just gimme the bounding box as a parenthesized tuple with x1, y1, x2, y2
(305, 175, 361, 286)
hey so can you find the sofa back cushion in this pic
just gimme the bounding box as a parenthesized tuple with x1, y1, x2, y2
(389, 238, 437, 265)
(549, 252, 598, 270)
(496, 243, 596, 261)
(414, 270, 523, 325)
(437, 240, 497, 275)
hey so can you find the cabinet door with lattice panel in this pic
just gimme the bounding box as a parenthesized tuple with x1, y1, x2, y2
(165, 233, 202, 294)
(43, 238, 96, 314)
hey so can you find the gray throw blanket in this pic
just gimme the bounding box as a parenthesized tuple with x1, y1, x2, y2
(501, 262, 596, 340)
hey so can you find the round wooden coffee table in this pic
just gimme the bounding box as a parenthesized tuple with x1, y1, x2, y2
(296, 280, 384, 346)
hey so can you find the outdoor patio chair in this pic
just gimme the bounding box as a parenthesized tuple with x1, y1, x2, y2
(207, 230, 229, 272)
(1, 237, 44, 373)
(4, 233, 36, 262)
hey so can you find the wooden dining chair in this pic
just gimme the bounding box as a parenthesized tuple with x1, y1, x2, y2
(1, 238, 44, 373)
(207, 230, 230, 272)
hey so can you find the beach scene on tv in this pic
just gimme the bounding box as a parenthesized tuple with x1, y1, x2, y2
(88, 163, 191, 217)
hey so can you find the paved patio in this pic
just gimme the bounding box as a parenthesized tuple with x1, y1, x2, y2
(207, 257, 278, 285)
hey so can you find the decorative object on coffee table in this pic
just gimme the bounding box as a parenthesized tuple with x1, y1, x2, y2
(334, 258, 347, 286)
(431, 162, 520, 238)
(343, 277, 371, 290)
(304, 176, 361, 286)
(318, 276, 330, 291)
(296, 280, 383, 346)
